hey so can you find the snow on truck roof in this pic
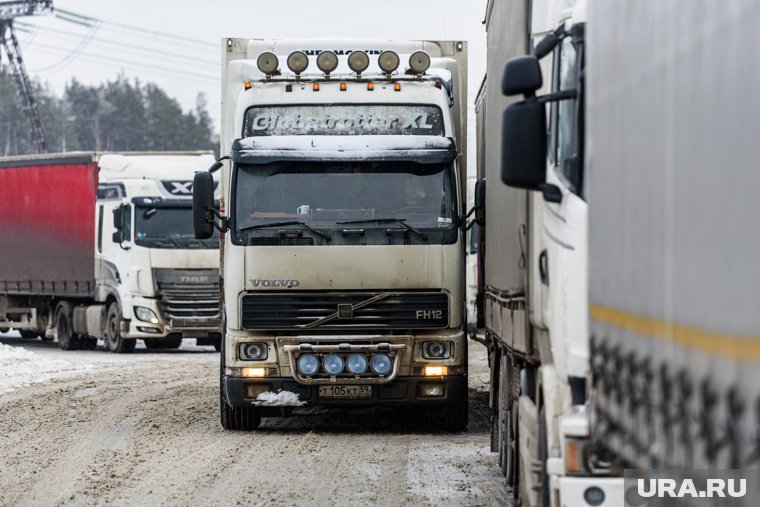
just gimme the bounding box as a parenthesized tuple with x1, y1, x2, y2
(98, 152, 215, 181)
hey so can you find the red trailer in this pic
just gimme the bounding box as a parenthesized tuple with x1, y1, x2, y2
(0, 153, 98, 298)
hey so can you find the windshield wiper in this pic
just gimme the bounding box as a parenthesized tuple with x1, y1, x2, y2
(336, 218, 428, 240)
(237, 221, 331, 241)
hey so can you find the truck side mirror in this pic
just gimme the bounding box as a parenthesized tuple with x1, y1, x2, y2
(193, 171, 215, 240)
(501, 99, 547, 190)
(474, 179, 486, 226)
(502, 55, 542, 96)
(112, 205, 125, 243)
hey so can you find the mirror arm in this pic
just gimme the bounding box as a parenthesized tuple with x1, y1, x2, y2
(538, 183, 563, 204)
(208, 155, 231, 174)
(537, 89, 577, 104)
(464, 206, 477, 219)
(465, 219, 478, 231)
(207, 207, 228, 233)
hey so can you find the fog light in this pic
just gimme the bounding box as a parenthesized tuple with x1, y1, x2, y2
(347, 50, 369, 74)
(242, 367, 266, 378)
(322, 354, 344, 375)
(245, 383, 271, 399)
(137, 326, 161, 333)
(239, 342, 268, 361)
(297, 354, 319, 376)
(583, 486, 605, 506)
(287, 50, 309, 75)
(317, 50, 338, 74)
(370, 353, 392, 375)
(418, 383, 444, 397)
(424, 365, 448, 376)
(422, 341, 451, 359)
(378, 50, 399, 74)
(346, 353, 368, 375)
(257, 51, 278, 74)
(408, 51, 430, 74)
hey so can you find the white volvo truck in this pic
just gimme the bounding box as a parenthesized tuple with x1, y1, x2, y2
(0, 152, 222, 352)
(193, 39, 469, 430)
(485, 0, 760, 505)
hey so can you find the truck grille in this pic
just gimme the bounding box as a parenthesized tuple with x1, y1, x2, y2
(153, 269, 220, 328)
(241, 291, 449, 330)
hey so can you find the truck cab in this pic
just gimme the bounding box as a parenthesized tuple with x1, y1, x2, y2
(195, 39, 469, 430)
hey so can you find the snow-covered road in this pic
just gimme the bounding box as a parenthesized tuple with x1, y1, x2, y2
(0, 334, 510, 506)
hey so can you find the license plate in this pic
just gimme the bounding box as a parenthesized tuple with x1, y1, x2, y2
(318, 385, 372, 399)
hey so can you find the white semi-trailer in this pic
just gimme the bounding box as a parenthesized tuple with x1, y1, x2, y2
(0, 152, 222, 353)
(194, 39, 469, 430)
(484, 0, 760, 505)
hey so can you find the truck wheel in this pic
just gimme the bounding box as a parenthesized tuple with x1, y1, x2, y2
(504, 401, 519, 489)
(56, 304, 80, 351)
(441, 400, 469, 432)
(104, 303, 136, 354)
(219, 377, 260, 430)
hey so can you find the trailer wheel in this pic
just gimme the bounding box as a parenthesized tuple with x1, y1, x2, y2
(504, 401, 519, 490)
(104, 303, 135, 354)
(56, 304, 80, 351)
(538, 404, 550, 507)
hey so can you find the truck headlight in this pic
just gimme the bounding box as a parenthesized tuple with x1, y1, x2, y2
(422, 341, 451, 359)
(134, 306, 159, 324)
(239, 342, 268, 361)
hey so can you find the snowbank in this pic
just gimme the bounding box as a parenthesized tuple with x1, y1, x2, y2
(0, 343, 91, 396)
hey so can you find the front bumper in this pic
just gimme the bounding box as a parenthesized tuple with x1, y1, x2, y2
(224, 374, 467, 408)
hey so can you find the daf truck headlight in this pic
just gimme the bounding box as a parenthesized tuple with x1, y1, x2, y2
(408, 51, 430, 74)
(322, 354, 344, 375)
(257, 51, 279, 75)
(378, 50, 399, 74)
(134, 306, 159, 324)
(287, 51, 309, 75)
(346, 353, 368, 375)
(370, 353, 392, 375)
(317, 51, 338, 75)
(297, 354, 319, 376)
(239, 342, 268, 361)
(422, 341, 451, 359)
(347, 50, 369, 74)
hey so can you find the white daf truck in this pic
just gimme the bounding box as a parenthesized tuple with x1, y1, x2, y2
(483, 0, 760, 505)
(0, 152, 222, 352)
(193, 39, 469, 430)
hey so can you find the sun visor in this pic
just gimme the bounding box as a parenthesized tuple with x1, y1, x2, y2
(230, 135, 457, 164)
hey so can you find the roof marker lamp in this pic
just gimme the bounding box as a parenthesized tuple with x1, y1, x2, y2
(409, 51, 430, 75)
(287, 51, 309, 76)
(347, 50, 370, 76)
(317, 50, 339, 76)
(257, 52, 279, 77)
(378, 50, 400, 76)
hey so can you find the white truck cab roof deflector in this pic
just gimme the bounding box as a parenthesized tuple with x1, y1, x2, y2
(230, 135, 457, 164)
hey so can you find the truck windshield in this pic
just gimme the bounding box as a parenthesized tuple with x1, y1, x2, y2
(234, 161, 456, 246)
(135, 205, 219, 249)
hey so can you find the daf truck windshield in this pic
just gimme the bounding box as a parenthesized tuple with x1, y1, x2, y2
(233, 161, 456, 246)
(135, 205, 219, 249)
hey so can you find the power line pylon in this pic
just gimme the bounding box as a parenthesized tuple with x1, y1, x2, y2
(0, 1, 53, 153)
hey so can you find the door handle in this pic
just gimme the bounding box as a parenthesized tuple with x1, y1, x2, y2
(539, 249, 549, 286)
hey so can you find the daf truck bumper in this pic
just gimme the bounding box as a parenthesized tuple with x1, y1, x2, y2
(223, 374, 467, 408)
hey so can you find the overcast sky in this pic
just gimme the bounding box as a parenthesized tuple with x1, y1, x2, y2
(16, 0, 487, 173)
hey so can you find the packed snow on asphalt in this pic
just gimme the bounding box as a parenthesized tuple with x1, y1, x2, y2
(0, 330, 510, 506)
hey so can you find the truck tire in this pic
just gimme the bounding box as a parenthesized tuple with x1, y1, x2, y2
(56, 303, 81, 351)
(219, 374, 260, 431)
(442, 400, 469, 431)
(538, 404, 550, 507)
(104, 303, 136, 354)
(144, 336, 183, 350)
